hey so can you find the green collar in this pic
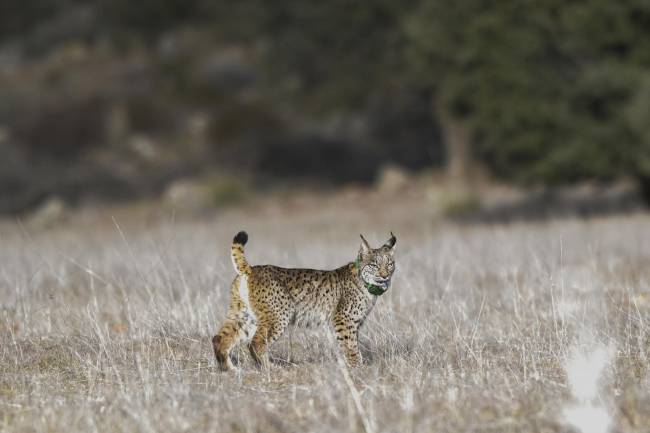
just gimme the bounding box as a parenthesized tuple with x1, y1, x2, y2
(353, 257, 388, 296)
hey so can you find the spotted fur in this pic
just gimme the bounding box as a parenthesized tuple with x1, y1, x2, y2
(212, 231, 397, 370)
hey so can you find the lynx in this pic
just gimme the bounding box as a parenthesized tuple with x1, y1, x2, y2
(212, 231, 396, 370)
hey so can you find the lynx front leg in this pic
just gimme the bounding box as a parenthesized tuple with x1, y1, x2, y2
(332, 314, 362, 367)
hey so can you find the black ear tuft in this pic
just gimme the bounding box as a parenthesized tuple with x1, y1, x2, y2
(233, 231, 248, 245)
(384, 232, 396, 249)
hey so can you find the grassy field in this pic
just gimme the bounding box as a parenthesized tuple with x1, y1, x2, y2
(1, 200, 649, 432)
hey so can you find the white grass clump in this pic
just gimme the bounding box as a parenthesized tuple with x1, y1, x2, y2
(562, 344, 613, 433)
(565, 345, 611, 402)
(563, 404, 612, 433)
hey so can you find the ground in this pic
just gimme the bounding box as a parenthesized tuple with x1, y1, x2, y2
(0, 192, 649, 432)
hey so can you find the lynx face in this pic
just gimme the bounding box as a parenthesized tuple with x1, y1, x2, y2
(358, 233, 396, 290)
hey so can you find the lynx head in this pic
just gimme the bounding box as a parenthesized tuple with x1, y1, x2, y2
(357, 232, 396, 291)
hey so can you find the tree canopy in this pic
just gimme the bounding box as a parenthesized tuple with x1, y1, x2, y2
(406, 0, 650, 190)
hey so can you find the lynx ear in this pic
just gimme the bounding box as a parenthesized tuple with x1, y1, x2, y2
(383, 232, 396, 250)
(359, 234, 371, 253)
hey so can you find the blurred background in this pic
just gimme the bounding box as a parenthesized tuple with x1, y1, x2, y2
(2, 0, 650, 223)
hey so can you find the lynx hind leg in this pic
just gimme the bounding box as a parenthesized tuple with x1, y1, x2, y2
(248, 289, 293, 370)
(249, 315, 290, 370)
(213, 276, 257, 371)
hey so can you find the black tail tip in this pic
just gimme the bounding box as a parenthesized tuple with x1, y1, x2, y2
(233, 231, 248, 245)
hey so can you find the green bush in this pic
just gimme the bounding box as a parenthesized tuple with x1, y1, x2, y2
(206, 175, 250, 208)
(440, 191, 482, 219)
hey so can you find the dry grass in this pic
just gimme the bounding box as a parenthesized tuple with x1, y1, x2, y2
(1, 204, 649, 432)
